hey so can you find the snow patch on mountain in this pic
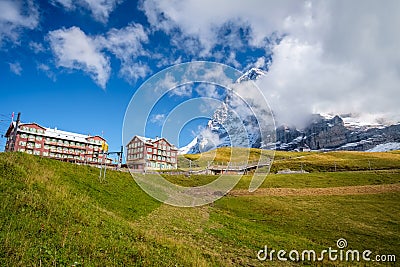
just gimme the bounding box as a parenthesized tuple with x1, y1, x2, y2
(367, 142, 400, 152)
(179, 137, 199, 155)
(235, 68, 266, 83)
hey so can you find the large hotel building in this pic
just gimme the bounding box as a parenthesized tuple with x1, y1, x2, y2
(126, 135, 178, 171)
(5, 121, 112, 165)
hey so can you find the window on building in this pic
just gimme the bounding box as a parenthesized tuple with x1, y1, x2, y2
(19, 141, 26, 146)
(21, 134, 27, 138)
(43, 152, 48, 156)
(19, 148, 25, 152)
(33, 151, 40, 155)
(36, 136, 42, 141)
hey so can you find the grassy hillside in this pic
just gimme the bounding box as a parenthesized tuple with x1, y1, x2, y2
(179, 148, 400, 173)
(1, 152, 399, 266)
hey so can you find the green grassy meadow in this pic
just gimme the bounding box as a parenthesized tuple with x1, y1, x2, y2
(1, 151, 399, 266)
(179, 147, 400, 172)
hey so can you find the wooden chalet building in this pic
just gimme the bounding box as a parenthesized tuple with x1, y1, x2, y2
(126, 136, 178, 172)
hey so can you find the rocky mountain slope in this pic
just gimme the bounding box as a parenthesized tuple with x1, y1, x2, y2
(275, 114, 400, 151)
(179, 68, 400, 154)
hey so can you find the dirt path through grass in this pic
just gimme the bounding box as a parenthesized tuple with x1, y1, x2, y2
(230, 183, 400, 197)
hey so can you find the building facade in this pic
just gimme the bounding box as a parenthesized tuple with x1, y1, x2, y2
(126, 136, 178, 171)
(5, 122, 112, 165)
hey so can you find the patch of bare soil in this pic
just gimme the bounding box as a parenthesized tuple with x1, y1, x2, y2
(230, 183, 400, 197)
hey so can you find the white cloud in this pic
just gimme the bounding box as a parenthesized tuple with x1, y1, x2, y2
(119, 62, 151, 83)
(158, 72, 179, 91)
(52, 0, 124, 23)
(195, 84, 221, 99)
(82, 0, 124, 23)
(29, 41, 45, 53)
(101, 23, 148, 60)
(99, 23, 149, 82)
(142, 0, 400, 125)
(168, 84, 192, 97)
(256, 0, 400, 126)
(141, 0, 305, 54)
(0, 0, 39, 45)
(150, 113, 165, 125)
(47, 23, 151, 88)
(51, 0, 73, 9)
(9, 62, 22, 75)
(48, 26, 111, 89)
(196, 126, 221, 152)
(37, 63, 56, 81)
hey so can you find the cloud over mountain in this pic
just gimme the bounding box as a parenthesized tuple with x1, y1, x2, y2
(142, 0, 400, 126)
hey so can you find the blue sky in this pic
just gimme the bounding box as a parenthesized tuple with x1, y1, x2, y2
(1, 0, 399, 152)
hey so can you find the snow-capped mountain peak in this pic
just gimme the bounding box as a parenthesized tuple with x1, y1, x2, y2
(179, 67, 267, 155)
(178, 137, 199, 155)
